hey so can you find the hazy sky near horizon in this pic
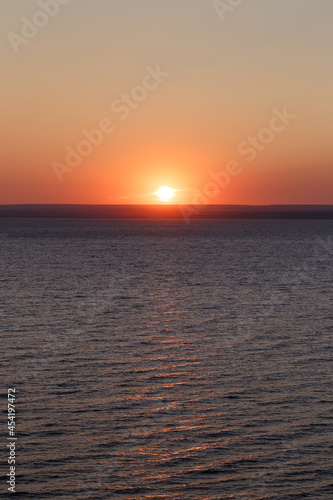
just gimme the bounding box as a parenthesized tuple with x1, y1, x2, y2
(1, 0, 333, 204)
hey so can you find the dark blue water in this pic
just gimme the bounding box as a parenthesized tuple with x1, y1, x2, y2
(1, 219, 332, 499)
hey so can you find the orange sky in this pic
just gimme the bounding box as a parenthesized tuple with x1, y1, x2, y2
(1, 0, 333, 205)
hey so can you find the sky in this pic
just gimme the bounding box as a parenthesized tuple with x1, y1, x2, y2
(1, 0, 333, 205)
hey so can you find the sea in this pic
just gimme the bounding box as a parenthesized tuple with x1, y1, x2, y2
(0, 219, 332, 499)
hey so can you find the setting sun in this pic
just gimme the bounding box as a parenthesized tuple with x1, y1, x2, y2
(156, 186, 175, 202)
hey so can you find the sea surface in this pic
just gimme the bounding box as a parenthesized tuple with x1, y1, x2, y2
(0, 219, 332, 499)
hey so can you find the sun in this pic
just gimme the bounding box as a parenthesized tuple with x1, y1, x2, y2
(156, 186, 175, 202)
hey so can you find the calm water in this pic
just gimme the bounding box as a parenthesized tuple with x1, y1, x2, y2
(0, 219, 332, 499)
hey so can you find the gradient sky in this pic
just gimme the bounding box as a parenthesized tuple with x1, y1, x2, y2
(1, 0, 333, 205)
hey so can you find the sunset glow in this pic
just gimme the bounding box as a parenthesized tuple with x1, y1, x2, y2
(1, 1, 333, 206)
(156, 186, 175, 202)
(1, 2, 332, 499)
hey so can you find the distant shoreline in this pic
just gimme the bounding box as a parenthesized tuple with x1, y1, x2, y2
(1, 205, 333, 220)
